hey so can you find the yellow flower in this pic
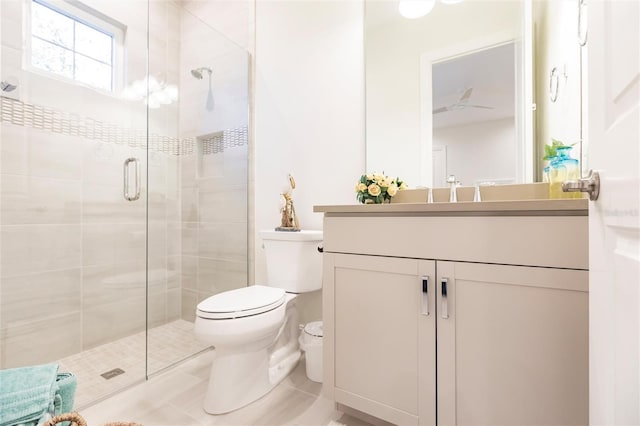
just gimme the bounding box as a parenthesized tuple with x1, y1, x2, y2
(387, 184, 398, 197)
(366, 174, 374, 180)
(356, 183, 367, 193)
(379, 179, 389, 188)
(399, 182, 408, 190)
(373, 173, 385, 182)
(368, 183, 381, 197)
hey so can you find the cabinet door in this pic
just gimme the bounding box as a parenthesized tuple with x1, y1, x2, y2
(436, 261, 588, 426)
(324, 253, 436, 426)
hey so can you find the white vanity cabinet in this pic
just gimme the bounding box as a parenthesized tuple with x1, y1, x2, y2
(325, 254, 436, 425)
(435, 261, 588, 426)
(318, 201, 589, 426)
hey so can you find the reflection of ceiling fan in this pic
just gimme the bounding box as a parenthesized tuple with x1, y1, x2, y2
(433, 88, 494, 114)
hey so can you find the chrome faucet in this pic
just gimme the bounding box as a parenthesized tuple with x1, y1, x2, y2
(474, 184, 482, 202)
(447, 175, 457, 202)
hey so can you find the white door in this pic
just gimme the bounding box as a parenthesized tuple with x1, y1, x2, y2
(587, 1, 640, 424)
(432, 146, 447, 187)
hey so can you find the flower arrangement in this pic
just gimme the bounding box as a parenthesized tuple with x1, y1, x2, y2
(355, 173, 407, 204)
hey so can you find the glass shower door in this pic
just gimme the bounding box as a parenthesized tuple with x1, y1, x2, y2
(1, 0, 251, 408)
(0, 0, 149, 407)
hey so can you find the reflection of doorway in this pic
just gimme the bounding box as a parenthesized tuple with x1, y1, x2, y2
(420, 34, 533, 185)
(432, 43, 515, 129)
(432, 146, 447, 187)
(432, 42, 517, 186)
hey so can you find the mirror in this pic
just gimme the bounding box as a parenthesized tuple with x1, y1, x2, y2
(431, 42, 520, 187)
(365, 0, 585, 187)
(532, 0, 587, 180)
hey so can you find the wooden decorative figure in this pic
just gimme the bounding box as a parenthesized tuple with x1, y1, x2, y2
(276, 174, 300, 231)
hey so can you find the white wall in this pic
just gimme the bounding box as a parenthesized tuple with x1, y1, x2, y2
(254, 0, 365, 322)
(433, 118, 517, 186)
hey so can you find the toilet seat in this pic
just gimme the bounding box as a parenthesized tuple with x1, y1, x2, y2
(196, 285, 286, 320)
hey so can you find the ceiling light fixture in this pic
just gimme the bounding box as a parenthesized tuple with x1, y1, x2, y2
(398, 0, 436, 19)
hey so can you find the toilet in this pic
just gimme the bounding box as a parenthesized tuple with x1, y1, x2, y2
(194, 229, 323, 414)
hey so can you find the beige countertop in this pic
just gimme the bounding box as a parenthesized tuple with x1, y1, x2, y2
(314, 198, 588, 216)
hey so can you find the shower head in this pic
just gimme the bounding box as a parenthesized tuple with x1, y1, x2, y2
(191, 67, 212, 80)
(1, 80, 17, 92)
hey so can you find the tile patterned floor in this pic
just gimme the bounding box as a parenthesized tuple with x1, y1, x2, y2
(80, 350, 379, 426)
(58, 320, 210, 408)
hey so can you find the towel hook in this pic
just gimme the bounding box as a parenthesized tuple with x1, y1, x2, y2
(549, 67, 560, 103)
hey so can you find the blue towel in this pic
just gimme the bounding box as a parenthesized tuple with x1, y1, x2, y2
(53, 372, 76, 426)
(54, 373, 76, 414)
(0, 363, 59, 426)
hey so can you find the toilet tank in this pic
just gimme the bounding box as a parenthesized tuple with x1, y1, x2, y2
(259, 230, 323, 293)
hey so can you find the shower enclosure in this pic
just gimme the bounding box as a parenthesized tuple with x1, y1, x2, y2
(0, 0, 249, 408)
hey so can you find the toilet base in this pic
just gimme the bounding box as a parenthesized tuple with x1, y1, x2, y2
(202, 296, 301, 415)
(203, 347, 301, 414)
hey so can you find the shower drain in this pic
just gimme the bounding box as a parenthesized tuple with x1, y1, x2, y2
(100, 368, 125, 380)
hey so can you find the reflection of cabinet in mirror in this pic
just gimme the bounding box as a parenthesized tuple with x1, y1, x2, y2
(320, 209, 589, 426)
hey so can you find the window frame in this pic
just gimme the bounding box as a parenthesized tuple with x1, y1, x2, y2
(25, 0, 126, 93)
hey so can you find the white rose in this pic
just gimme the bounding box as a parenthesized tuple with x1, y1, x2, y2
(399, 182, 408, 190)
(356, 183, 367, 192)
(387, 184, 398, 197)
(368, 183, 381, 197)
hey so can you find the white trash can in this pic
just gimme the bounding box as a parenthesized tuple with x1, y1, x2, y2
(299, 321, 323, 383)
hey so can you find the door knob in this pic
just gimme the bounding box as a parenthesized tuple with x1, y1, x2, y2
(562, 170, 600, 201)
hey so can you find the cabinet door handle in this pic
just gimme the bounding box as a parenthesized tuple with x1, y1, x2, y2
(441, 278, 449, 319)
(421, 276, 429, 316)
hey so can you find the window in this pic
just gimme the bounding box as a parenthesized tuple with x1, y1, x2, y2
(29, 0, 121, 91)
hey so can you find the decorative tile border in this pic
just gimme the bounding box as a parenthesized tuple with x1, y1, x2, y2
(0, 95, 170, 151)
(0, 96, 248, 156)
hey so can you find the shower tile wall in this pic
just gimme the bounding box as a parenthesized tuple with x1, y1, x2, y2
(0, 0, 180, 369)
(178, 6, 250, 321)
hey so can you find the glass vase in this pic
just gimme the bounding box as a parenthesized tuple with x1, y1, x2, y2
(549, 146, 580, 199)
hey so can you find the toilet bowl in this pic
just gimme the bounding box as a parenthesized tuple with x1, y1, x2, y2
(194, 230, 322, 414)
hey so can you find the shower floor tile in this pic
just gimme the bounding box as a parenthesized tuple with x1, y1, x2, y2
(58, 319, 210, 409)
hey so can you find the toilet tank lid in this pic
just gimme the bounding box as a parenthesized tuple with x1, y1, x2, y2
(259, 230, 323, 241)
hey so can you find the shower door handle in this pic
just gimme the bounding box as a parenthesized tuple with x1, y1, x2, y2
(123, 158, 141, 201)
